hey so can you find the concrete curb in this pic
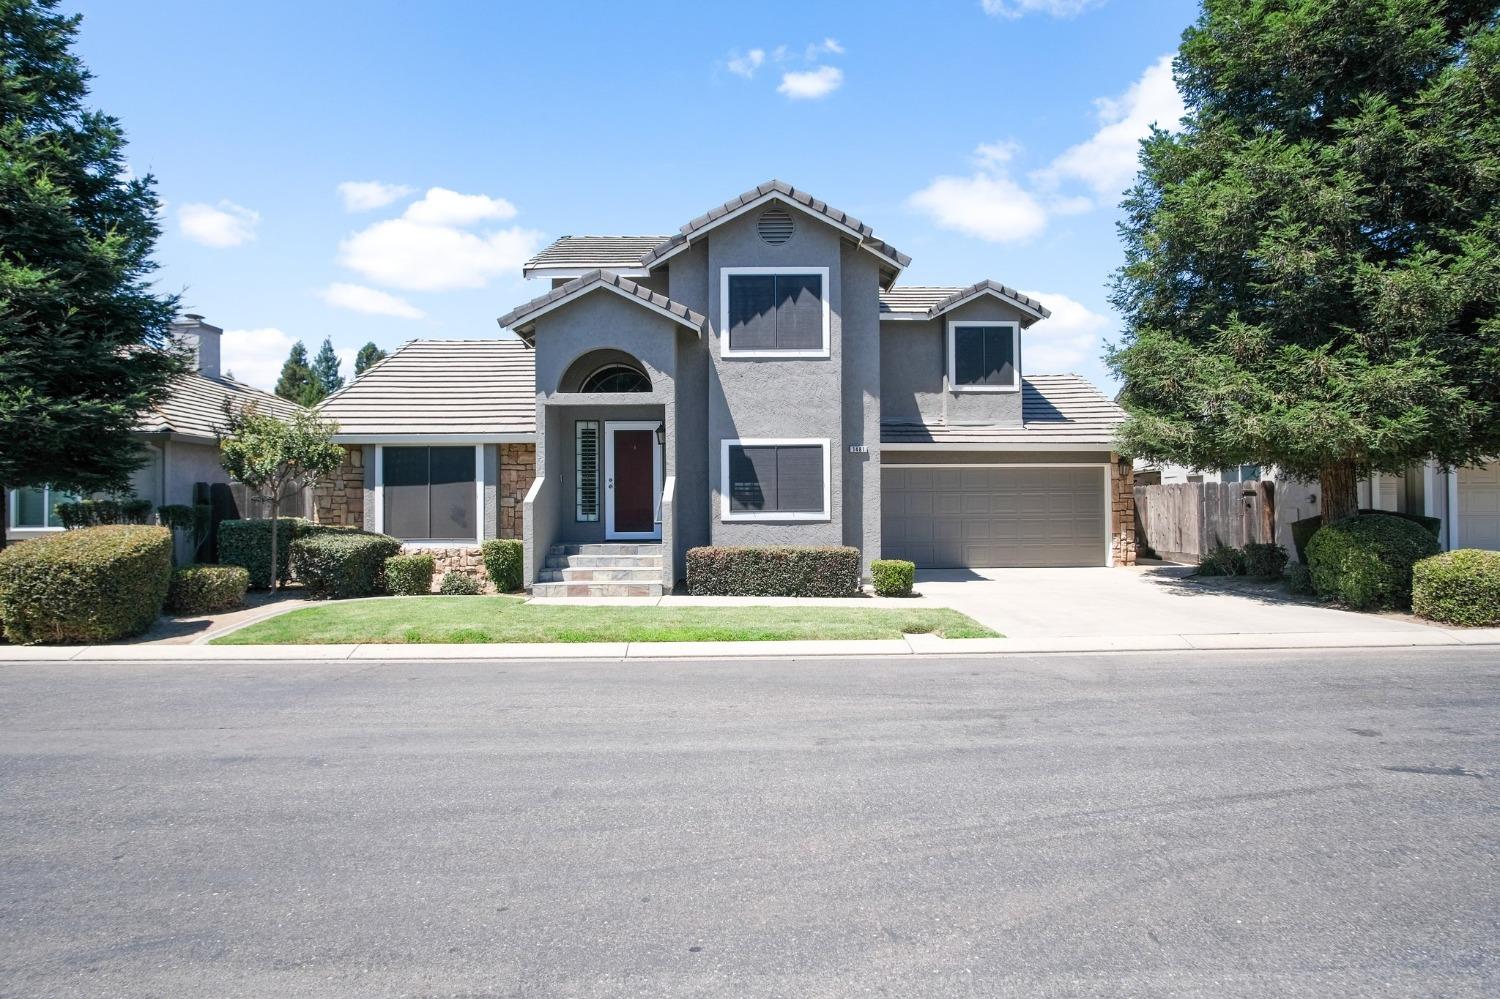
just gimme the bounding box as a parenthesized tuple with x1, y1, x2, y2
(2, 629, 1497, 662)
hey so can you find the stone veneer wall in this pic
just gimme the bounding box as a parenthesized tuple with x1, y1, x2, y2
(410, 545, 491, 591)
(1111, 457, 1138, 566)
(499, 443, 534, 539)
(313, 445, 365, 529)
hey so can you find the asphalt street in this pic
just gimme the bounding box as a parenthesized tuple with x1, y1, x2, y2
(1, 648, 1496, 998)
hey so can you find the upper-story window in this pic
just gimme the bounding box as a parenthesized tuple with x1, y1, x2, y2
(947, 321, 1020, 392)
(720, 266, 830, 358)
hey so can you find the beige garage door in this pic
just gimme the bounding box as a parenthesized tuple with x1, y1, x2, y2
(882, 465, 1107, 568)
(1458, 461, 1500, 550)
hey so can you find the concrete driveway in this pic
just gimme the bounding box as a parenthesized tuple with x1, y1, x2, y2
(916, 564, 1442, 638)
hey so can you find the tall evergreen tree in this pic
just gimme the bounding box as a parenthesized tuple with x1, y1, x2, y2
(311, 336, 343, 396)
(354, 341, 387, 377)
(1109, 0, 1499, 522)
(0, 0, 186, 544)
(274, 341, 321, 406)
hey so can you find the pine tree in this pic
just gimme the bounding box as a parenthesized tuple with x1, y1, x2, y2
(354, 341, 387, 377)
(1109, 1, 1499, 523)
(0, 0, 186, 544)
(274, 341, 321, 407)
(311, 336, 344, 397)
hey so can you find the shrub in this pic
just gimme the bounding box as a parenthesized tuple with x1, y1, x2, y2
(1305, 513, 1441, 610)
(686, 546, 861, 597)
(1412, 549, 1500, 627)
(165, 565, 250, 615)
(481, 538, 523, 592)
(871, 559, 915, 597)
(385, 553, 436, 596)
(1242, 542, 1289, 578)
(1284, 561, 1315, 595)
(1198, 544, 1246, 576)
(1294, 509, 1442, 563)
(218, 518, 299, 589)
(0, 525, 172, 644)
(438, 571, 481, 595)
(54, 496, 153, 529)
(290, 531, 402, 600)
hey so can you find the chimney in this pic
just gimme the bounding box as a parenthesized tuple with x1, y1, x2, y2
(172, 313, 222, 379)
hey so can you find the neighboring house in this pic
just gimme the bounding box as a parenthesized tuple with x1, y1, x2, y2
(310, 182, 1137, 595)
(4, 315, 302, 557)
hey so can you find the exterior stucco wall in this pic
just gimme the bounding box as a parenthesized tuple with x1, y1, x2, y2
(666, 245, 712, 582)
(840, 242, 882, 571)
(548, 403, 667, 545)
(880, 297, 1033, 427)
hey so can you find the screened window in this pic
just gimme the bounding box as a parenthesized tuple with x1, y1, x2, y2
(575, 420, 600, 522)
(722, 441, 828, 520)
(580, 364, 650, 393)
(381, 446, 477, 542)
(948, 322, 1019, 390)
(723, 269, 827, 355)
(8, 486, 78, 530)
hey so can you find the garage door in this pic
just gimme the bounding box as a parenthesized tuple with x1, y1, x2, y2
(882, 465, 1107, 567)
(1458, 461, 1500, 550)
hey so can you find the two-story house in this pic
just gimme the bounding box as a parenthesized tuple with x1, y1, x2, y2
(316, 181, 1136, 595)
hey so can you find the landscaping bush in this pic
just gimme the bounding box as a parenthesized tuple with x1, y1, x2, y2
(385, 553, 436, 596)
(1293, 509, 1442, 563)
(1305, 513, 1441, 610)
(1284, 561, 1315, 595)
(686, 546, 861, 597)
(54, 496, 153, 529)
(165, 565, 250, 615)
(290, 531, 402, 599)
(871, 559, 915, 597)
(481, 538, 523, 592)
(438, 571, 481, 595)
(1242, 542, 1289, 578)
(0, 525, 172, 644)
(218, 518, 299, 589)
(1197, 544, 1246, 576)
(1412, 549, 1500, 627)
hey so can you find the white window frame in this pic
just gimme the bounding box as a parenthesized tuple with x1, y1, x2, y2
(604, 421, 663, 541)
(720, 438, 832, 523)
(719, 266, 831, 359)
(372, 443, 484, 547)
(946, 320, 1021, 393)
(6, 486, 73, 532)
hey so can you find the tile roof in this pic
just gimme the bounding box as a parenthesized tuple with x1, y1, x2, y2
(880, 281, 1050, 321)
(316, 339, 536, 437)
(881, 375, 1124, 448)
(497, 269, 706, 335)
(524, 235, 669, 274)
(137, 372, 302, 442)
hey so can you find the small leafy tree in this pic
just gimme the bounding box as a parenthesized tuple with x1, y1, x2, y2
(311, 336, 344, 396)
(1108, 0, 1499, 523)
(217, 403, 343, 590)
(354, 341, 387, 377)
(274, 341, 321, 406)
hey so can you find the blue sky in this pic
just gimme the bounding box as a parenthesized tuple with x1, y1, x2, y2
(71, 0, 1199, 392)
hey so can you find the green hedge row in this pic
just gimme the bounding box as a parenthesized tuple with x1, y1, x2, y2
(291, 531, 403, 600)
(1412, 549, 1500, 626)
(481, 538, 523, 593)
(384, 553, 436, 596)
(686, 546, 861, 597)
(217, 518, 350, 589)
(0, 526, 173, 644)
(1306, 513, 1440, 610)
(166, 565, 250, 615)
(871, 559, 915, 597)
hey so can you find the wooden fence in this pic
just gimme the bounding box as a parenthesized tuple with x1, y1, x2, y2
(1133, 481, 1277, 561)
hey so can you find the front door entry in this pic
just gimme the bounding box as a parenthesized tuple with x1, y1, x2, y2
(605, 422, 661, 539)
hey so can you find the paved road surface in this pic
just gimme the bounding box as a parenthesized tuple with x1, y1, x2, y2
(2, 649, 1496, 998)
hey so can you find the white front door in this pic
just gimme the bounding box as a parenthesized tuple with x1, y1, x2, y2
(604, 421, 662, 540)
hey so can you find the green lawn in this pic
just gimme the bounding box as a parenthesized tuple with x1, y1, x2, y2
(211, 595, 997, 644)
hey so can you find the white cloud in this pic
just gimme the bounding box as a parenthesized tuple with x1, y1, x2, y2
(726, 48, 765, 78)
(1034, 54, 1185, 203)
(179, 200, 259, 247)
(337, 180, 413, 212)
(974, 140, 1021, 169)
(806, 37, 844, 59)
(907, 170, 1049, 243)
(778, 65, 843, 100)
(221, 327, 295, 390)
(339, 218, 541, 292)
(1019, 291, 1111, 373)
(402, 187, 517, 225)
(319, 283, 425, 320)
(980, 0, 1105, 18)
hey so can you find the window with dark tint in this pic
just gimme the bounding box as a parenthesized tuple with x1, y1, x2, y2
(727, 273, 824, 352)
(580, 364, 650, 393)
(952, 324, 1017, 388)
(726, 444, 825, 515)
(383, 446, 476, 541)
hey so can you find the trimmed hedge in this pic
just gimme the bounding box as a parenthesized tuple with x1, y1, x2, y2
(218, 518, 299, 589)
(871, 559, 915, 597)
(1412, 549, 1500, 627)
(438, 571, 482, 595)
(1293, 509, 1442, 564)
(165, 565, 250, 615)
(686, 546, 861, 597)
(54, 497, 154, 530)
(481, 538, 523, 592)
(1306, 513, 1441, 610)
(1242, 542, 1289, 578)
(291, 531, 402, 599)
(1198, 544, 1246, 576)
(1284, 561, 1315, 595)
(385, 553, 436, 596)
(0, 525, 173, 644)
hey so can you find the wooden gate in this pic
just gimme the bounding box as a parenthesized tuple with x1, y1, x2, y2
(1133, 481, 1276, 561)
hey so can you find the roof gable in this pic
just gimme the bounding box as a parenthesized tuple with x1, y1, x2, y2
(138, 372, 302, 442)
(879, 280, 1050, 323)
(497, 269, 706, 336)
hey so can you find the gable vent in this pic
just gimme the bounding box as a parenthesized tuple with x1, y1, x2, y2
(757, 208, 795, 245)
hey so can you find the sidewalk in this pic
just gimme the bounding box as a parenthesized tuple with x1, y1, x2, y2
(3, 627, 1496, 662)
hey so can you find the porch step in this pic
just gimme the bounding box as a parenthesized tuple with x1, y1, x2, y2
(536, 543, 665, 598)
(544, 554, 664, 570)
(537, 566, 662, 583)
(549, 543, 663, 557)
(531, 581, 663, 598)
